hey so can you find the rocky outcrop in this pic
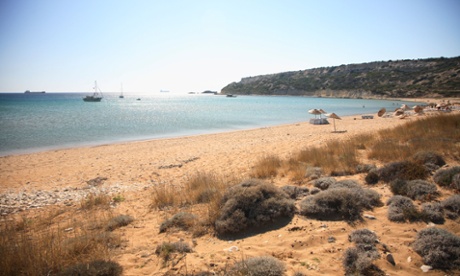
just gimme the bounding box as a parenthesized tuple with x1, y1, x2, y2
(221, 57, 460, 98)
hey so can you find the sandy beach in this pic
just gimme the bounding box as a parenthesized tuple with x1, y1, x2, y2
(1, 105, 459, 275)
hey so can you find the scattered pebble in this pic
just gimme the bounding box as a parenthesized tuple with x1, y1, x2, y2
(420, 265, 432, 272)
(363, 214, 376, 220)
(224, 246, 239, 252)
(0, 182, 152, 215)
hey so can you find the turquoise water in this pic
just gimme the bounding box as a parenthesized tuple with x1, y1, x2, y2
(0, 93, 424, 156)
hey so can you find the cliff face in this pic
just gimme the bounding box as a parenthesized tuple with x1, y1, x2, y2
(221, 57, 460, 98)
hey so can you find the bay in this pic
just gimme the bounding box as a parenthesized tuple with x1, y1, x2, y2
(0, 93, 424, 156)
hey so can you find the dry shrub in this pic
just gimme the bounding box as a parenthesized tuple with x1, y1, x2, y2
(343, 229, 381, 276)
(155, 241, 192, 263)
(251, 155, 282, 178)
(364, 169, 379, 185)
(106, 215, 134, 231)
(442, 194, 460, 219)
(281, 185, 309, 199)
(214, 179, 295, 235)
(299, 181, 381, 222)
(348, 229, 378, 245)
(80, 193, 112, 210)
(412, 151, 446, 170)
(390, 179, 438, 201)
(159, 212, 197, 233)
(421, 202, 445, 224)
(313, 177, 336, 190)
(377, 161, 429, 183)
(433, 166, 460, 191)
(56, 260, 123, 276)
(228, 256, 285, 276)
(185, 172, 227, 204)
(386, 195, 421, 222)
(413, 227, 460, 269)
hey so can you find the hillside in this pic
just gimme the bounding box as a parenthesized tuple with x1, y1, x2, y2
(221, 56, 460, 98)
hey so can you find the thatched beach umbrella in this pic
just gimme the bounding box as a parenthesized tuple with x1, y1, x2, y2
(413, 105, 423, 114)
(326, 113, 341, 132)
(394, 108, 405, 116)
(377, 107, 386, 117)
(308, 108, 322, 118)
(401, 104, 410, 110)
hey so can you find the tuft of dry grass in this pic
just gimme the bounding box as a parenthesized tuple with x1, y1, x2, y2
(80, 193, 112, 210)
(368, 114, 460, 162)
(292, 139, 360, 176)
(185, 171, 227, 204)
(150, 182, 183, 210)
(250, 154, 282, 178)
(0, 207, 121, 276)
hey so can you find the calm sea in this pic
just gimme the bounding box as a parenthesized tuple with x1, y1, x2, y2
(0, 93, 424, 156)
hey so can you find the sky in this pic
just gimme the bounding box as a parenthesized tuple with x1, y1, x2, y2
(0, 0, 459, 93)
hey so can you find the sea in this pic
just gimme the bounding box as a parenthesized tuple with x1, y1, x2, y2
(0, 93, 425, 156)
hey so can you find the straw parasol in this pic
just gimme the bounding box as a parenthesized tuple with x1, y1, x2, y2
(401, 104, 410, 110)
(326, 113, 341, 132)
(413, 105, 423, 114)
(394, 108, 404, 116)
(308, 108, 322, 118)
(377, 107, 386, 117)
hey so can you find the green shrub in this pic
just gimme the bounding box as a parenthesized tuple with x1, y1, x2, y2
(421, 202, 445, 224)
(57, 260, 123, 276)
(159, 212, 197, 233)
(386, 195, 421, 222)
(377, 161, 429, 183)
(441, 194, 460, 219)
(106, 215, 134, 231)
(215, 179, 295, 235)
(433, 166, 460, 191)
(313, 177, 336, 190)
(413, 227, 460, 269)
(228, 256, 285, 276)
(281, 185, 309, 199)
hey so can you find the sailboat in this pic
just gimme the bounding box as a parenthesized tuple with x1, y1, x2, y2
(83, 81, 103, 102)
(119, 83, 124, 98)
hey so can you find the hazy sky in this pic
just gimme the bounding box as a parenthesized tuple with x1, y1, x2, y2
(1, 0, 459, 93)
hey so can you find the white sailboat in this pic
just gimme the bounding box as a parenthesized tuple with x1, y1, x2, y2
(83, 81, 103, 102)
(119, 83, 124, 98)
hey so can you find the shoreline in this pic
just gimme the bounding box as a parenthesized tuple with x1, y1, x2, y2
(0, 113, 419, 194)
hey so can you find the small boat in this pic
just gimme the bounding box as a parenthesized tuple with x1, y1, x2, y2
(226, 94, 237, 98)
(119, 83, 124, 98)
(24, 90, 45, 93)
(83, 81, 103, 102)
